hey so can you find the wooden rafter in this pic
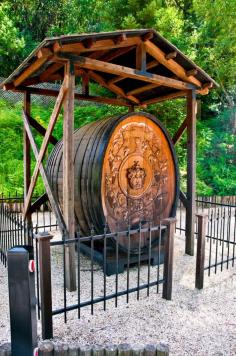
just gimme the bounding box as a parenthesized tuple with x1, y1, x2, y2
(24, 77, 68, 217)
(14, 56, 51, 87)
(40, 62, 63, 81)
(58, 53, 196, 91)
(144, 40, 202, 88)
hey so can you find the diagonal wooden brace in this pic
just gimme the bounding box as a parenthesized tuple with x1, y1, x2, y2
(23, 78, 68, 217)
(22, 110, 67, 235)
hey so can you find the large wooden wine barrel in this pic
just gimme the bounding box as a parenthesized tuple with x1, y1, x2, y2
(47, 112, 179, 253)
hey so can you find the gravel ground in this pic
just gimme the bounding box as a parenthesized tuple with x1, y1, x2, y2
(0, 233, 235, 356)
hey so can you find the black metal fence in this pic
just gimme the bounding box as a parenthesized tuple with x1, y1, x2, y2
(0, 193, 58, 266)
(176, 195, 236, 241)
(195, 202, 236, 289)
(35, 218, 175, 339)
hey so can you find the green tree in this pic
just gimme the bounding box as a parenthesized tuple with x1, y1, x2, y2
(0, 3, 25, 76)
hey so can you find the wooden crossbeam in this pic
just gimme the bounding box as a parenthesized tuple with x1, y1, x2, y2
(87, 70, 140, 105)
(107, 59, 159, 85)
(144, 40, 202, 88)
(22, 110, 67, 234)
(14, 86, 131, 107)
(24, 77, 68, 217)
(58, 53, 196, 91)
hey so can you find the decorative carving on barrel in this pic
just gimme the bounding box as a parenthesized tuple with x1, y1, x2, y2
(102, 117, 175, 244)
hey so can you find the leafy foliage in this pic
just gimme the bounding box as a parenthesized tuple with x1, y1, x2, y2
(0, 0, 235, 195)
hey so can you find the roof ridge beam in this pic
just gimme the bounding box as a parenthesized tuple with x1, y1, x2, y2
(53, 36, 142, 54)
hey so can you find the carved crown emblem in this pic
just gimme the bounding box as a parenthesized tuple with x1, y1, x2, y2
(127, 161, 146, 190)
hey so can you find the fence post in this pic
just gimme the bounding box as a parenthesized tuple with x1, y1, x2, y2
(7, 246, 37, 356)
(36, 232, 53, 340)
(195, 213, 207, 289)
(162, 217, 176, 300)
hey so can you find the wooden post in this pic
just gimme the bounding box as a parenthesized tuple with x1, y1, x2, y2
(195, 213, 207, 289)
(185, 90, 197, 256)
(63, 61, 76, 291)
(37, 232, 53, 340)
(162, 217, 176, 300)
(23, 92, 32, 231)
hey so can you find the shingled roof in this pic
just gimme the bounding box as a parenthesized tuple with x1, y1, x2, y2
(1, 29, 218, 106)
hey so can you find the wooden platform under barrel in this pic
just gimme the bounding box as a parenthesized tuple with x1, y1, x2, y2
(47, 112, 179, 271)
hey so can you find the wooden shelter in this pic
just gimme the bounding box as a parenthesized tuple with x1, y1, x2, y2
(1, 29, 217, 291)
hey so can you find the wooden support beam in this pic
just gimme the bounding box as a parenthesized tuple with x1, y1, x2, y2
(82, 73, 89, 95)
(40, 63, 63, 82)
(185, 90, 197, 256)
(179, 190, 188, 208)
(172, 117, 187, 144)
(88, 70, 140, 105)
(22, 110, 67, 234)
(146, 59, 159, 70)
(23, 92, 32, 228)
(136, 42, 146, 72)
(144, 40, 202, 88)
(127, 83, 159, 96)
(100, 45, 136, 62)
(142, 90, 187, 105)
(31, 193, 48, 213)
(107, 59, 159, 85)
(15, 86, 131, 107)
(57, 53, 196, 91)
(24, 78, 68, 217)
(63, 61, 76, 291)
(14, 56, 50, 87)
(27, 115, 58, 145)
